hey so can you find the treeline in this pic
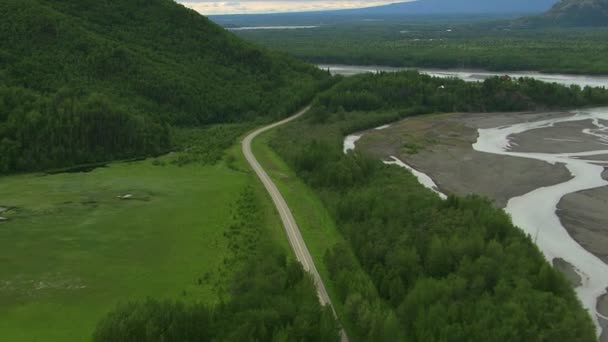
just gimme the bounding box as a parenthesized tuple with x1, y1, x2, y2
(169, 124, 253, 167)
(0, 86, 170, 173)
(267, 72, 599, 340)
(0, 0, 329, 173)
(94, 187, 340, 342)
(316, 71, 608, 115)
(235, 23, 608, 74)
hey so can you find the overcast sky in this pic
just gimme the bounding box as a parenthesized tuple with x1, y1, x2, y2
(178, 0, 407, 15)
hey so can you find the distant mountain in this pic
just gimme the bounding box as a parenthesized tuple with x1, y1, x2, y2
(513, 0, 608, 27)
(211, 0, 559, 27)
(339, 0, 559, 16)
(540, 0, 608, 26)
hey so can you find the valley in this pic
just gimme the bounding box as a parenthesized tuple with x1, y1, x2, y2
(226, 20, 608, 74)
(3, 0, 608, 340)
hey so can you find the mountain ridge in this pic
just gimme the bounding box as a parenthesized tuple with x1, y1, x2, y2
(543, 0, 608, 25)
(338, 0, 559, 15)
(211, 0, 559, 26)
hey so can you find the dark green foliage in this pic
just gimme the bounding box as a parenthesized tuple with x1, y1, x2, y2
(317, 72, 608, 115)
(267, 73, 599, 341)
(0, 86, 169, 172)
(169, 124, 252, 166)
(324, 243, 400, 341)
(94, 187, 340, 342)
(234, 23, 608, 74)
(93, 300, 214, 342)
(0, 0, 328, 173)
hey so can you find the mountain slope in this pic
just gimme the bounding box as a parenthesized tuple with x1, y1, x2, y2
(340, 0, 559, 16)
(0, 0, 327, 173)
(542, 0, 608, 25)
(515, 0, 608, 26)
(211, 0, 558, 28)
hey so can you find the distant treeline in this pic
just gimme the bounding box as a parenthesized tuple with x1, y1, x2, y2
(235, 23, 608, 74)
(0, 0, 329, 173)
(94, 187, 340, 342)
(267, 71, 600, 340)
(316, 71, 608, 115)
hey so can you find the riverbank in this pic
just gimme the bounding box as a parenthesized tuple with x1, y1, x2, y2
(357, 112, 608, 256)
(357, 111, 574, 208)
(558, 169, 608, 264)
(356, 109, 608, 337)
(599, 293, 608, 342)
(320, 64, 608, 88)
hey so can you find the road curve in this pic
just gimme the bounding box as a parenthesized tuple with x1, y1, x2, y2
(242, 106, 348, 341)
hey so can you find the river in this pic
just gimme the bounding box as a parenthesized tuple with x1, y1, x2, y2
(339, 65, 608, 337)
(320, 64, 608, 88)
(473, 108, 608, 336)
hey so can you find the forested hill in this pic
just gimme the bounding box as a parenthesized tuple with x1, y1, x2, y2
(543, 0, 608, 25)
(520, 0, 608, 26)
(0, 0, 327, 174)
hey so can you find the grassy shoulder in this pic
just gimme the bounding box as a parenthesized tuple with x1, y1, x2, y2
(0, 139, 287, 341)
(251, 128, 386, 338)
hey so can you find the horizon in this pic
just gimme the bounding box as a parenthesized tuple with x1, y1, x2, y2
(178, 0, 411, 15)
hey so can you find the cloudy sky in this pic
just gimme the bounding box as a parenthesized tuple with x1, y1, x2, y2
(178, 0, 407, 15)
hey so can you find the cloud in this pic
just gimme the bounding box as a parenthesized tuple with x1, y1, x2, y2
(178, 0, 405, 15)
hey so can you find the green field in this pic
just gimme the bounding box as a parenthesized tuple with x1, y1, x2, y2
(0, 145, 288, 341)
(0, 119, 353, 341)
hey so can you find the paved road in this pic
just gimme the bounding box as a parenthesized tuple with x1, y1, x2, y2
(242, 106, 348, 341)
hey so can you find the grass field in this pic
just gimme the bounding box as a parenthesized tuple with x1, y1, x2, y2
(0, 144, 287, 342)
(0, 118, 353, 341)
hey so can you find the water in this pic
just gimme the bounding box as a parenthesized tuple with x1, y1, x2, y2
(319, 64, 608, 88)
(228, 26, 318, 31)
(343, 134, 362, 154)
(383, 156, 447, 199)
(472, 107, 608, 335)
(344, 123, 446, 199)
(344, 107, 608, 336)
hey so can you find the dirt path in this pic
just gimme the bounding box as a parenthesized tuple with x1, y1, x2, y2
(242, 106, 348, 342)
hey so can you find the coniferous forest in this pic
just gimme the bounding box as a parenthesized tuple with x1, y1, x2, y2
(233, 23, 608, 75)
(0, 0, 328, 173)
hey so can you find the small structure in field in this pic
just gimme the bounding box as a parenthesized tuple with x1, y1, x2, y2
(118, 194, 133, 200)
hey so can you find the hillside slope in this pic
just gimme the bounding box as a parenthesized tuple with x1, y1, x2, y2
(211, 0, 559, 27)
(518, 0, 608, 26)
(544, 0, 608, 25)
(341, 0, 559, 16)
(0, 0, 327, 173)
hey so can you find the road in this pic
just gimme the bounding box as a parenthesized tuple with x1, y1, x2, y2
(242, 106, 348, 341)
